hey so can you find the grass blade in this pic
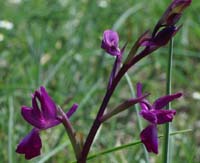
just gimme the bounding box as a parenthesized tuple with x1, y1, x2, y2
(163, 38, 174, 163)
(38, 142, 69, 163)
(8, 97, 14, 163)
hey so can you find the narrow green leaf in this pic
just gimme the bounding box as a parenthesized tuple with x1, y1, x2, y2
(8, 97, 14, 163)
(163, 38, 174, 163)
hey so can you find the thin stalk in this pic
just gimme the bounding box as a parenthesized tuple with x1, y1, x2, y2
(163, 38, 174, 163)
(58, 107, 80, 160)
(8, 97, 14, 163)
(125, 73, 150, 163)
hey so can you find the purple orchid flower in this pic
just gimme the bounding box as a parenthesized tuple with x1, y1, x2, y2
(101, 29, 121, 56)
(136, 82, 182, 153)
(16, 86, 78, 160)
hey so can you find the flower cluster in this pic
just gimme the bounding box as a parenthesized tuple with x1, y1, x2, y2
(16, 87, 78, 159)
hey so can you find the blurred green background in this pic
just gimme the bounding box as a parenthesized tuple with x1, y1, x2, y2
(0, 0, 199, 162)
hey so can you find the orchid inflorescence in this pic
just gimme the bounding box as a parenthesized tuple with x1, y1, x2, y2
(16, 0, 191, 162)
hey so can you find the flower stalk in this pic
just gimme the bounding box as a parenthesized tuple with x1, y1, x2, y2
(57, 106, 81, 160)
(78, 26, 179, 162)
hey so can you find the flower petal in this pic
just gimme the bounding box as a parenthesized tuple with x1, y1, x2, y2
(154, 109, 176, 124)
(140, 109, 157, 124)
(40, 86, 57, 119)
(16, 128, 42, 160)
(66, 103, 79, 118)
(101, 29, 121, 56)
(21, 106, 46, 129)
(140, 124, 158, 154)
(153, 92, 182, 110)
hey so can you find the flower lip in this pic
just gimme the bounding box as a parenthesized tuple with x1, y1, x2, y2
(16, 128, 42, 160)
(140, 124, 158, 154)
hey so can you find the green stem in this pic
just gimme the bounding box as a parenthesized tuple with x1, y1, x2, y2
(58, 107, 80, 160)
(8, 97, 14, 163)
(125, 73, 150, 163)
(163, 38, 174, 163)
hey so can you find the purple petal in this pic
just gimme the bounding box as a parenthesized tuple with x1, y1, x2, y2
(16, 128, 42, 160)
(66, 103, 79, 118)
(21, 106, 46, 129)
(153, 92, 182, 110)
(102, 29, 119, 47)
(154, 109, 176, 124)
(140, 124, 158, 154)
(40, 86, 57, 119)
(140, 110, 157, 124)
(22, 86, 61, 129)
(136, 82, 150, 110)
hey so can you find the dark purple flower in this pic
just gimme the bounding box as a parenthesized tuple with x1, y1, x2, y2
(142, 26, 180, 49)
(21, 86, 59, 129)
(140, 124, 158, 154)
(158, 0, 192, 26)
(21, 86, 78, 129)
(137, 82, 182, 154)
(16, 128, 42, 160)
(137, 82, 182, 124)
(16, 86, 78, 160)
(101, 29, 121, 56)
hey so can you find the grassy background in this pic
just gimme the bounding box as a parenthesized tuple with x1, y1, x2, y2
(0, 0, 199, 162)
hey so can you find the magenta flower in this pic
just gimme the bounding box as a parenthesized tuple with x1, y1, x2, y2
(136, 83, 182, 153)
(101, 29, 121, 56)
(16, 86, 78, 160)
